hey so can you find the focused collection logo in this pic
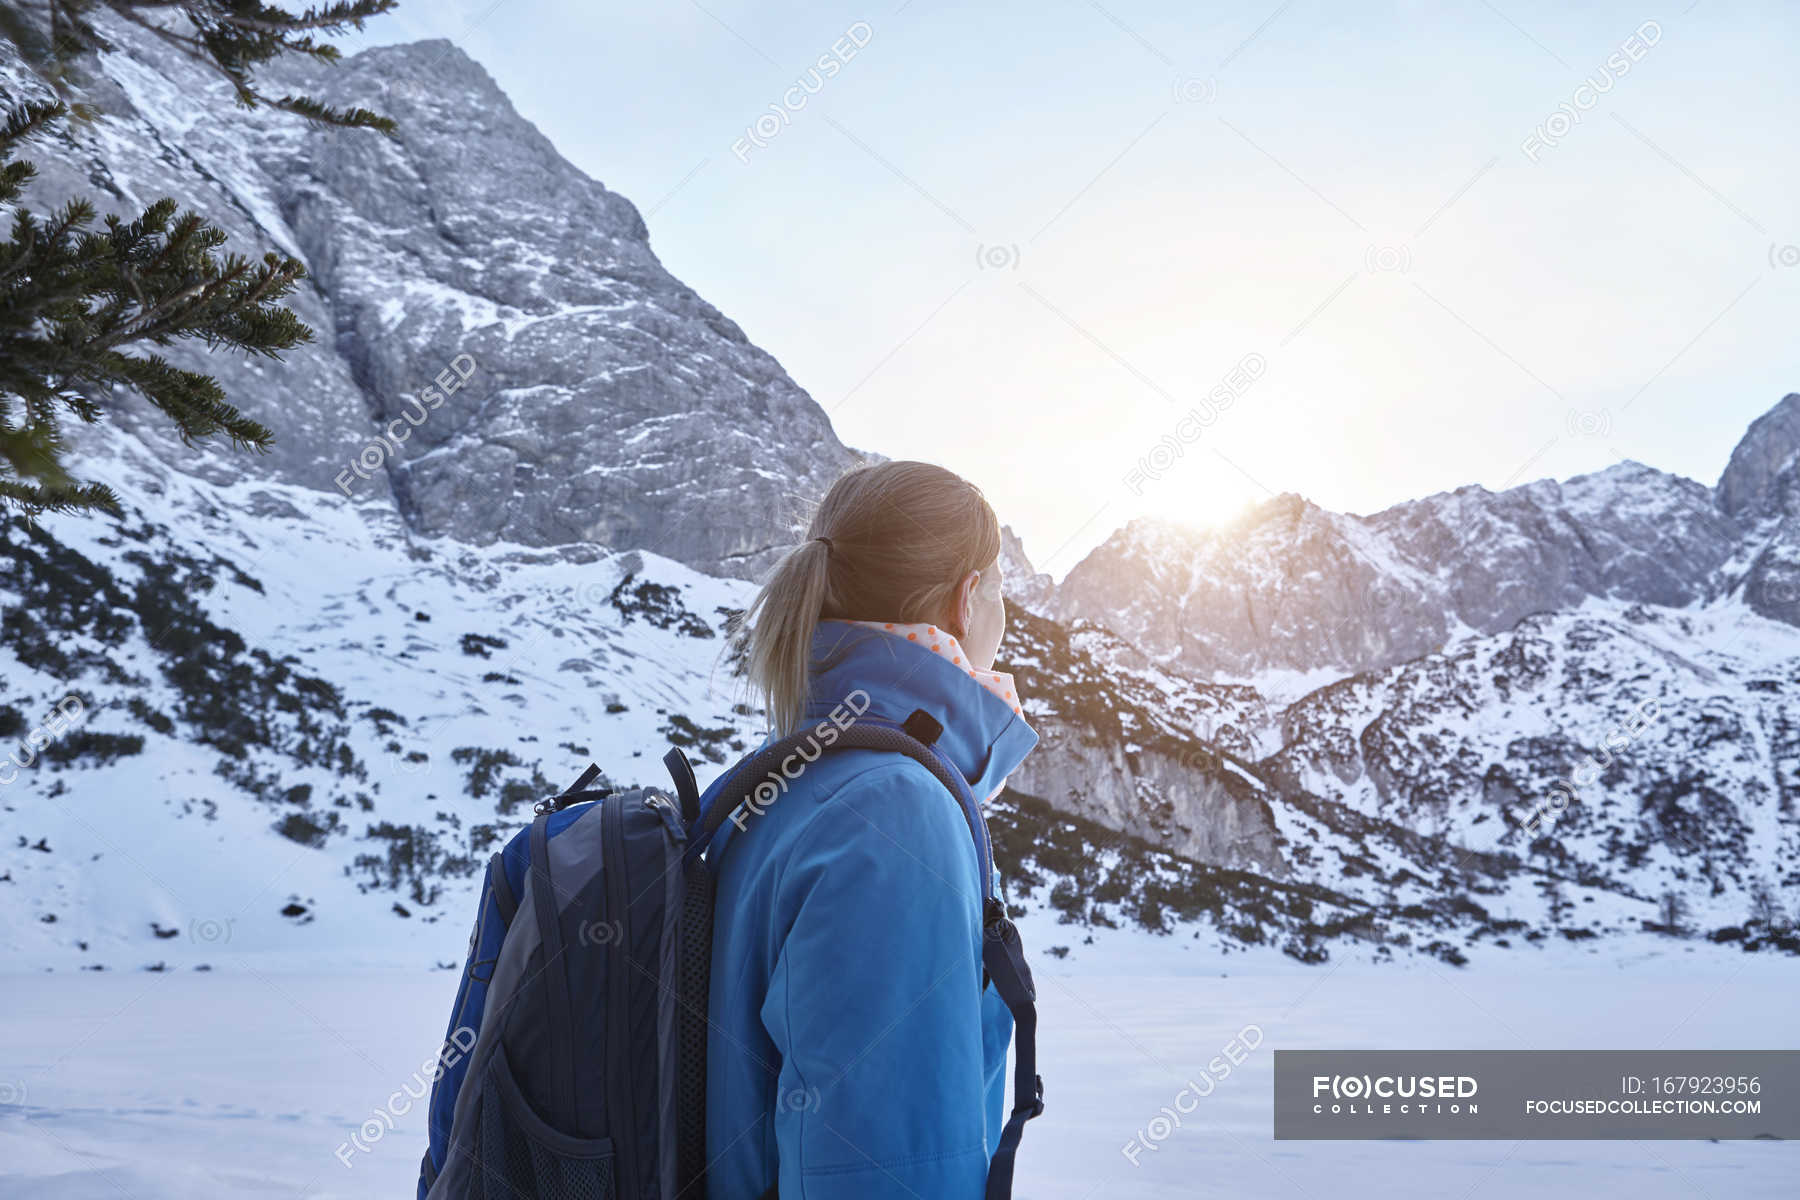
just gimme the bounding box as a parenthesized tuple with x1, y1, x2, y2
(1311, 1073, 1480, 1116)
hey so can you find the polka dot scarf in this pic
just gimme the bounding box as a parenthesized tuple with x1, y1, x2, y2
(843, 620, 1024, 716)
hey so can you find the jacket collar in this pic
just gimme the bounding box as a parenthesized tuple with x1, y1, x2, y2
(804, 619, 1038, 802)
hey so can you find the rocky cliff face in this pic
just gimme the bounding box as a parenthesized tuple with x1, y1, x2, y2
(996, 610, 1282, 871)
(1715, 394, 1800, 626)
(998, 525, 1054, 614)
(1718, 394, 1800, 518)
(12, 17, 858, 580)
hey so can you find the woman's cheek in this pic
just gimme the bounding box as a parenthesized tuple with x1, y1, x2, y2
(972, 593, 1005, 669)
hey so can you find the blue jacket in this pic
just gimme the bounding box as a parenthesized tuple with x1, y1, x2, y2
(701, 620, 1040, 1199)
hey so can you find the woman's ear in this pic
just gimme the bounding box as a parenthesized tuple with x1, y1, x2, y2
(949, 569, 979, 640)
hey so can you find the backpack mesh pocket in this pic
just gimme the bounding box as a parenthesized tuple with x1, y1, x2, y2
(472, 1046, 617, 1200)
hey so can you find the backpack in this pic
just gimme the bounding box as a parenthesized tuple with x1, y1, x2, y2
(418, 711, 1044, 1200)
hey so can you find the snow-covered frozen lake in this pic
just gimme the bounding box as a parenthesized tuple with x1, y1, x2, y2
(3, 950, 1794, 1198)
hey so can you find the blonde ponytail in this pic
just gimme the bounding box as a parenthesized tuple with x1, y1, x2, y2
(742, 536, 835, 738)
(742, 461, 1000, 735)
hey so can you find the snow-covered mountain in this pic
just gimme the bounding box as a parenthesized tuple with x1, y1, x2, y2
(4, 13, 1797, 974)
(8, 18, 857, 580)
(1044, 398, 1800, 946)
(4, 445, 1697, 974)
(1057, 400, 1800, 681)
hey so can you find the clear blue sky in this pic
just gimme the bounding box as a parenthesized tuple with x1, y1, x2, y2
(345, 1, 1797, 578)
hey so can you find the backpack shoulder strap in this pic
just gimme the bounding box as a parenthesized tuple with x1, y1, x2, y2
(980, 900, 1042, 1199)
(663, 747, 702, 822)
(688, 714, 992, 893)
(486, 850, 518, 925)
(529, 811, 581, 1130)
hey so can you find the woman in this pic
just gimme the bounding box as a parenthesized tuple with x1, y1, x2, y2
(700, 460, 1040, 1199)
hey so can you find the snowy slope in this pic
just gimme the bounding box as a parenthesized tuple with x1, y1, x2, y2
(3, 433, 761, 970)
(1261, 599, 1800, 934)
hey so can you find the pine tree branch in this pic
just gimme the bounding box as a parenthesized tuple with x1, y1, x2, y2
(106, 7, 259, 106)
(208, 2, 398, 36)
(0, 475, 121, 516)
(0, 4, 399, 518)
(17, 2, 399, 129)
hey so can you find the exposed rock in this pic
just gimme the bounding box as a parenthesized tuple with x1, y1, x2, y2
(998, 524, 1053, 613)
(1058, 439, 1777, 677)
(13, 17, 858, 580)
(1718, 393, 1800, 518)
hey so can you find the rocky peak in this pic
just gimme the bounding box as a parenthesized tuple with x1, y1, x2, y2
(19, 13, 858, 580)
(998, 524, 1053, 614)
(1056, 399, 1794, 678)
(1718, 393, 1800, 519)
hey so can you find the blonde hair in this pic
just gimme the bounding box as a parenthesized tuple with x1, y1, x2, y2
(742, 460, 1001, 735)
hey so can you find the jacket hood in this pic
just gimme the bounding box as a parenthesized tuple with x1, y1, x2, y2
(803, 619, 1038, 803)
